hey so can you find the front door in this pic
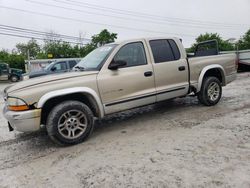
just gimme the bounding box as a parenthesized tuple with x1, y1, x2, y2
(97, 41, 156, 114)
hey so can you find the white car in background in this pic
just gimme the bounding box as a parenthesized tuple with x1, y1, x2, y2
(238, 50, 250, 69)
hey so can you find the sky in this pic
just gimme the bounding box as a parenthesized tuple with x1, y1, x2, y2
(0, 0, 250, 51)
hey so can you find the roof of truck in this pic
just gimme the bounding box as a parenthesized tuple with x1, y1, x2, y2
(109, 37, 181, 45)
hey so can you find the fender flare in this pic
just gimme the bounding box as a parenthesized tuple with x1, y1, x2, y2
(37, 87, 104, 118)
(197, 64, 226, 92)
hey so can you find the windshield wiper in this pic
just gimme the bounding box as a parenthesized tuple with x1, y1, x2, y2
(74, 66, 85, 71)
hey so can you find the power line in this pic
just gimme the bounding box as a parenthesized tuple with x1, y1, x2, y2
(0, 27, 83, 44)
(55, 0, 249, 28)
(0, 5, 197, 38)
(0, 32, 45, 40)
(0, 24, 91, 42)
(0, 31, 86, 45)
(25, 0, 245, 30)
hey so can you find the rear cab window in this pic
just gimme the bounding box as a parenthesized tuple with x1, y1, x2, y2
(149, 39, 181, 63)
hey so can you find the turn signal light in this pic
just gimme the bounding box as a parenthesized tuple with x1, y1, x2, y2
(8, 105, 29, 111)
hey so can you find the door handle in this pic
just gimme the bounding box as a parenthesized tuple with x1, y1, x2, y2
(144, 71, 153, 77)
(178, 66, 186, 71)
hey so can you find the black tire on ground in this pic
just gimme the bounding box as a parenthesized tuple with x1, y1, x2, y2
(46, 100, 94, 145)
(197, 77, 222, 106)
(10, 75, 19, 82)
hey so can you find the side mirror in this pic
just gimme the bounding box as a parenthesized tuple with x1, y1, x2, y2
(51, 67, 57, 72)
(108, 60, 127, 70)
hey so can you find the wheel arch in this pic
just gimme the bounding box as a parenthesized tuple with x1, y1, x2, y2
(37, 87, 104, 125)
(197, 65, 226, 93)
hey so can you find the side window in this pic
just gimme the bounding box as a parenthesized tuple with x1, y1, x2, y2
(0, 64, 8, 73)
(69, 60, 77, 69)
(0, 64, 7, 70)
(149, 40, 175, 63)
(53, 61, 67, 71)
(113, 42, 147, 67)
(168, 40, 181, 60)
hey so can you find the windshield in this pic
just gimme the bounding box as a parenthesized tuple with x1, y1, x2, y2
(75, 44, 117, 70)
(45, 62, 55, 70)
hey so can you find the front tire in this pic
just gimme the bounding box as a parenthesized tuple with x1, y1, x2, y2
(46, 101, 94, 145)
(197, 77, 222, 106)
(10, 75, 19, 82)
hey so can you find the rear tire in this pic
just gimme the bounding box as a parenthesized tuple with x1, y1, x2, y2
(46, 100, 94, 146)
(197, 77, 222, 106)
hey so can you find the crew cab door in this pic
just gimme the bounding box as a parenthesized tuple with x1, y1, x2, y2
(97, 41, 156, 114)
(148, 39, 189, 102)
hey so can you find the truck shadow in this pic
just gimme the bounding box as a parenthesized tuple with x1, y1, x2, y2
(92, 96, 199, 137)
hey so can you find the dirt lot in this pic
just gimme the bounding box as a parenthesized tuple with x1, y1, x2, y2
(0, 73, 250, 188)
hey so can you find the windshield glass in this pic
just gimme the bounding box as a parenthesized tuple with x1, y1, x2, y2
(75, 44, 117, 70)
(44, 62, 54, 70)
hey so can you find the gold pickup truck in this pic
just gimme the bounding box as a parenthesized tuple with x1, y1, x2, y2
(3, 38, 237, 145)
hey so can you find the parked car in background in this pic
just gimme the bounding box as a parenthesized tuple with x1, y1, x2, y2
(0, 63, 23, 82)
(220, 49, 250, 71)
(27, 59, 80, 79)
(238, 50, 250, 70)
(3, 37, 237, 145)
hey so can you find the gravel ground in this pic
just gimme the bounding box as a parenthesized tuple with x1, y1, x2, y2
(0, 73, 250, 188)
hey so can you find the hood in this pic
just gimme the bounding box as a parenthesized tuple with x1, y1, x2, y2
(10, 68, 23, 74)
(6, 71, 98, 93)
(29, 70, 48, 78)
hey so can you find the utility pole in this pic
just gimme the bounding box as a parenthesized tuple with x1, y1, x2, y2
(79, 31, 83, 48)
(27, 49, 31, 73)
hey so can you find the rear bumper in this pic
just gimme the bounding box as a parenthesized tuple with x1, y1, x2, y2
(225, 73, 237, 85)
(3, 106, 42, 132)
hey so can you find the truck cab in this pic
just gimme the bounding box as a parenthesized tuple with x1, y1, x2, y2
(0, 63, 23, 82)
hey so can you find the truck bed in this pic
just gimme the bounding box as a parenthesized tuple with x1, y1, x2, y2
(188, 53, 237, 89)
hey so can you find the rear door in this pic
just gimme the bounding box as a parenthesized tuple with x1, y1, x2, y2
(148, 39, 189, 102)
(97, 41, 156, 114)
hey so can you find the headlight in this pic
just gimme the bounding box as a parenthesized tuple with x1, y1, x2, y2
(7, 97, 29, 111)
(22, 75, 29, 81)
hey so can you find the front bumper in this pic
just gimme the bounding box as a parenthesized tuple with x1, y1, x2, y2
(22, 74, 29, 81)
(3, 106, 42, 132)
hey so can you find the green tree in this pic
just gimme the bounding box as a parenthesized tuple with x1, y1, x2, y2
(43, 29, 117, 58)
(188, 33, 235, 52)
(43, 40, 77, 58)
(91, 29, 117, 47)
(16, 39, 41, 58)
(0, 50, 9, 62)
(237, 29, 250, 50)
(0, 50, 25, 70)
(79, 44, 95, 57)
(8, 54, 25, 70)
(1, 29, 118, 71)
